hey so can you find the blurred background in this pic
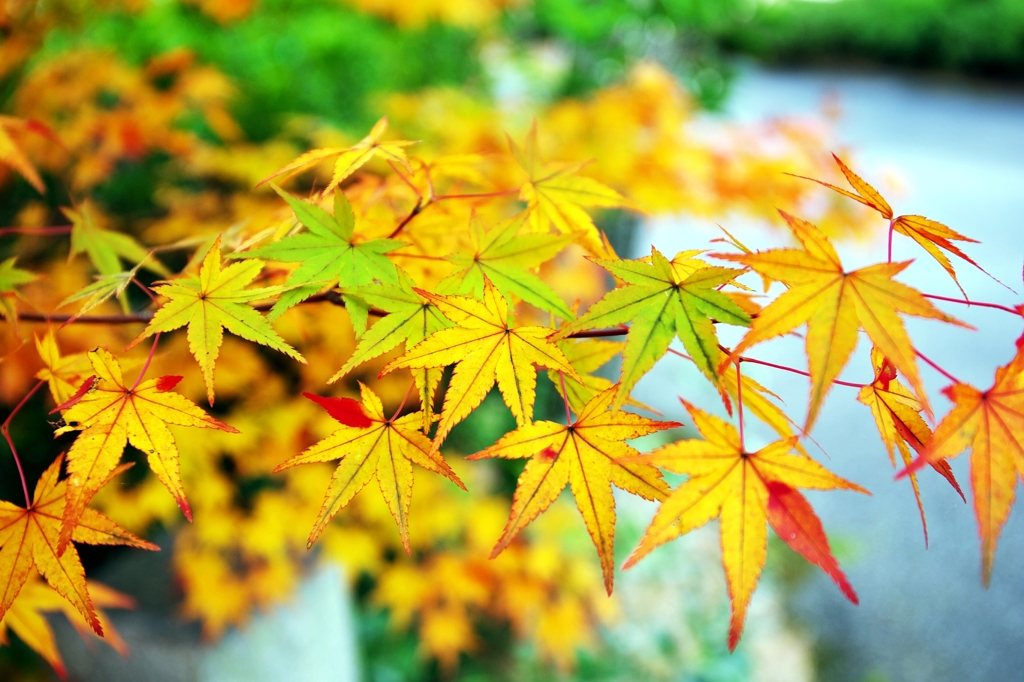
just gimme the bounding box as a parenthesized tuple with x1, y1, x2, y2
(1, 1, 1023, 680)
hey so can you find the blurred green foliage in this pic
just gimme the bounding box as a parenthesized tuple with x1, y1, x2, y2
(723, 0, 1024, 78)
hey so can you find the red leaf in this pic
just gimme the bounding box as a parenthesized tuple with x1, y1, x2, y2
(766, 480, 858, 605)
(50, 376, 97, 414)
(303, 392, 373, 428)
(155, 375, 183, 392)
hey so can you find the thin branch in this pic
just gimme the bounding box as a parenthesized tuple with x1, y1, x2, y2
(2, 379, 45, 508)
(565, 327, 629, 339)
(915, 349, 961, 385)
(11, 289, 387, 326)
(388, 200, 426, 239)
(0, 225, 73, 237)
(922, 293, 1020, 316)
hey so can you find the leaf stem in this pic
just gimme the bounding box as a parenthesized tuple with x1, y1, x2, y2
(887, 218, 895, 263)
(130, 332, 161, 392)
(558, 370, 573, 425)
(922, 293, 1020, 316)
(390, 381, 416, 423)
(736, 359, 745, 450)
(565, 327, 629, 339)
(2, 379, 45, 508)
(738, 356, 867, 388)
(915, 349, 961, 385)
(433, 188, 519, 202)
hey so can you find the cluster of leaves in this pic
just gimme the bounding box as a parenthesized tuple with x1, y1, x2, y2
(6, 2, 1021, 679)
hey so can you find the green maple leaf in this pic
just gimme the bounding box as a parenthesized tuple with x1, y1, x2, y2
(0, 257, 37, 335)
(333, 269, 451, 431)
(234, 185, 404, 320)
(64, 202, 169, 280)
(131, 236, 304, 404)
(554, 246, 751, 408)
(436, 213, 575, 320)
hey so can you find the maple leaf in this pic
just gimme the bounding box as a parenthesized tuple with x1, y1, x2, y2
(331, 269, 451, 432)
(258, 116, 415, 191)
(717, 210, 966, 431)
(274, 385, 465, 552)
(1, 578, 134, 679)
(510, 123, 629, 258)
(0, 455, 157, 637)
(437, 213, 576, 320)
(57, 259, 147, 326)
(0, 257, 38, 336)
(555, 247, 751, 408)
(623, 401, 865, 649)
(234, 186, 402, 319)
(130, 235, 305, 404)
(382, 278, 580, 452)
(547, 337, 639, 415)
(858, 347, 964, 545)
(55, 348, 238, 553)
(467, 386, 677, 593)
(900, 346, 1024, 584)
(63, 202, 169, 280)
(793, 154, 985, 294)
(0, 116, 52, 193)
(35, 331, 93, 405)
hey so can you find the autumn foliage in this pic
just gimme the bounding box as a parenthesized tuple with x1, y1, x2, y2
(0, 0, 1021, 678)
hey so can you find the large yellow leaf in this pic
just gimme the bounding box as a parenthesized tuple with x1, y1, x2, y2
(258, 116, 415, 191)
(718, 210, 965, 431)
(383, 278, 579, 452)
(624, 401, 865, 649)
(0, 456, 156, 637)
(467, 386, 677, 593)
(56, 348, 238, 553)
(130, 235, 305, 404)
(274, 384, 465, 552)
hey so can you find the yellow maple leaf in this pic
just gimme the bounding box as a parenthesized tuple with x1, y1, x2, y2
(0, 455, 156, 637)
(383, 278, 580, 452)
(468, 386, 677, 593)
(258, 116, 415, 191)
(624, 401, 866, 650)
(35, 331, 93, 405)
(130, 235, 305, 404)
(510, 123, 629, 258)
(55, 348, 238, 553)
(274, 384, 465, 552)
(717, 210, 966, 431)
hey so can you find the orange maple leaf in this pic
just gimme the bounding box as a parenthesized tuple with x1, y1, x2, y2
(901, 345, 1024, 584)
(55, 348, 238, 554)
(467, 385, 678, 593)
(0, 456, 156, 637)
(793, 154, 987, 294)
(274, 384, 465, 552)
(717, 210, 966, 431)
(624, 400, 865, 650)
(858, 347, 964, 545)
